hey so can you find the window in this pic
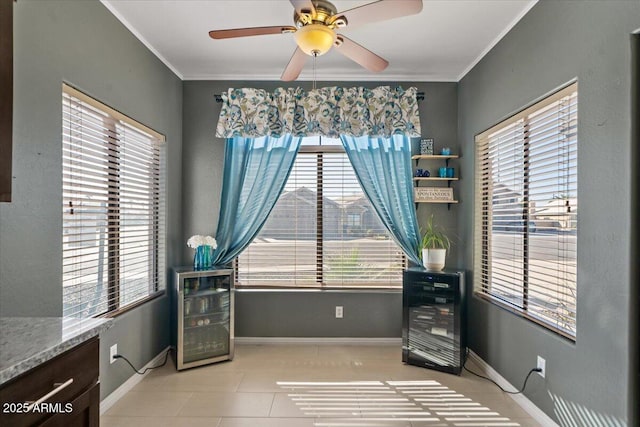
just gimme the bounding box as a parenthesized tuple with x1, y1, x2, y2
(62, 84, 166, 317)
(474, 82, 577, 339)
(237, 137, 406, 288)
(347, 213, 362, 227)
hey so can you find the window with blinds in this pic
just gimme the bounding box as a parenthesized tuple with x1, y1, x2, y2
(237, 137, 406, 288)
(474, 82, 577, 339)
(62, 84, 166, 318)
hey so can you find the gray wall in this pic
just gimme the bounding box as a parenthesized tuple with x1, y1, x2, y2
(235, 291, 402, 338)
(1, 0, 183, 399)
(458, 0, 639, 423)
(182, 80, 458, 337)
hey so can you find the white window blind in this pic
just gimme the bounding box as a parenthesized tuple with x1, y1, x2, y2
(474, 83, 577, 339)
(62, 84, 166, 317)
(237, 138, 406, 288)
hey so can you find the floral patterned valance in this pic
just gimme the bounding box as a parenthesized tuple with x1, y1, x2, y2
(215, 86, 421, 138)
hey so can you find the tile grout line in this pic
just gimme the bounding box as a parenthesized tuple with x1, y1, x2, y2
(232, 370, 247, 392)
(172, 391, 195, 418)
(267, 389, 277, 418)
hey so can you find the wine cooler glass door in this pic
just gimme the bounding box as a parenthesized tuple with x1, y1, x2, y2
(181, 274, 231, 365)
(408, 292, 458, 368)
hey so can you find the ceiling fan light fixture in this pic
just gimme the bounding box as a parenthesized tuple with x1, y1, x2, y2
(294, 24, 336, 56)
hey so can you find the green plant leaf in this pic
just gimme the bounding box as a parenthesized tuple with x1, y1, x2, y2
(420, 214, 451, 250)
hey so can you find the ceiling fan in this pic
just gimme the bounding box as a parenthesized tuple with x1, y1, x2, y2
(209, 0, 423, 81)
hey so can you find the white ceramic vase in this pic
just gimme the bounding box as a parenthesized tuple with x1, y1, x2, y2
(422, 248, 446, 271)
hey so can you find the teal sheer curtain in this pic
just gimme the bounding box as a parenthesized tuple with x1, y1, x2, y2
(211, 135, 302, 266)
(340, 134, 422, 266)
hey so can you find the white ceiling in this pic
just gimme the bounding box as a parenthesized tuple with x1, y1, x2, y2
(102, 0, 537, 82)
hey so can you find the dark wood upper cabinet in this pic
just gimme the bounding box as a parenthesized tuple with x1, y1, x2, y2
(0, 0, 13, 202)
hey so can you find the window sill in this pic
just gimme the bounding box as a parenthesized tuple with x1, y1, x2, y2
(101, 290, 166, 318)
(473, 292, 576, 342)
(236, 287, 402, 294)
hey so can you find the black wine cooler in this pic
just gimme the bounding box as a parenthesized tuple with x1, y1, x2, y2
(402, 268, 466, 375)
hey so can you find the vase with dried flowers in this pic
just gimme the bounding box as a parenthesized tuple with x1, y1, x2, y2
(187, 235, 217, 270)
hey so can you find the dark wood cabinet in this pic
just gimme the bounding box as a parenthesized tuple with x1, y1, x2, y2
(0, 0, 13, 202)
(0, 338, 100, 426)
(40, 384, 100, 427)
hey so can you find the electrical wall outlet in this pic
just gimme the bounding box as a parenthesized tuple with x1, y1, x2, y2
(537, 355, 546, 378)
(335, 306, 343, 318)
(110, 344, 118, 364)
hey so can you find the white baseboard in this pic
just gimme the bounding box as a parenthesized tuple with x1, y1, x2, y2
(235, 336, 402, 346)
(100, 346, 171, 415)
(467, 350, 559, 427)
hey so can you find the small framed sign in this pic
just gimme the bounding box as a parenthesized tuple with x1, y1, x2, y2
(420, 138, 434, 155)
(414, 187, 454, 202)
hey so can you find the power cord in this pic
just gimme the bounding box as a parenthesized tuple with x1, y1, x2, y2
(113, 347, 173, 375)
(463, 350, 542, 395)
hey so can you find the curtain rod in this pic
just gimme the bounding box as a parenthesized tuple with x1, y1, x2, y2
(214, 92, 425, 103)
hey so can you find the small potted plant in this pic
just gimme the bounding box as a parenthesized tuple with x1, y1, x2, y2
(420, 215, 451, 271)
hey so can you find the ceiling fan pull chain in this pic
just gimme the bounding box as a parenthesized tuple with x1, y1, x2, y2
(312, 52, 317, 90)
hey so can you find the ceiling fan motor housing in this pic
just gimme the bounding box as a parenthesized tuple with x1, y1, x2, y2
(294, 0, 347, 29)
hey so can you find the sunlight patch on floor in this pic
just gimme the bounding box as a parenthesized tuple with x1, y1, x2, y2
(278, 379, 522, 426)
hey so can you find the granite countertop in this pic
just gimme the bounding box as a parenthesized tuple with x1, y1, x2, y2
(0, 317, 113, 387)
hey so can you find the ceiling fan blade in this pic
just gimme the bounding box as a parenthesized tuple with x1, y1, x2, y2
(334, 35, 388, 73)
(336, 0, 423, 29)
(281, 47, 308, 81)
(290, 0, 316, 17)
(209, 26, 296, 39)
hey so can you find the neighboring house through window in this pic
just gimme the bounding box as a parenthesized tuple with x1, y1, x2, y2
(62, 84, 166, 317)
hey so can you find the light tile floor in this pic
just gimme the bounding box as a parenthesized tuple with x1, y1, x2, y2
(101, 344, 543, 427)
